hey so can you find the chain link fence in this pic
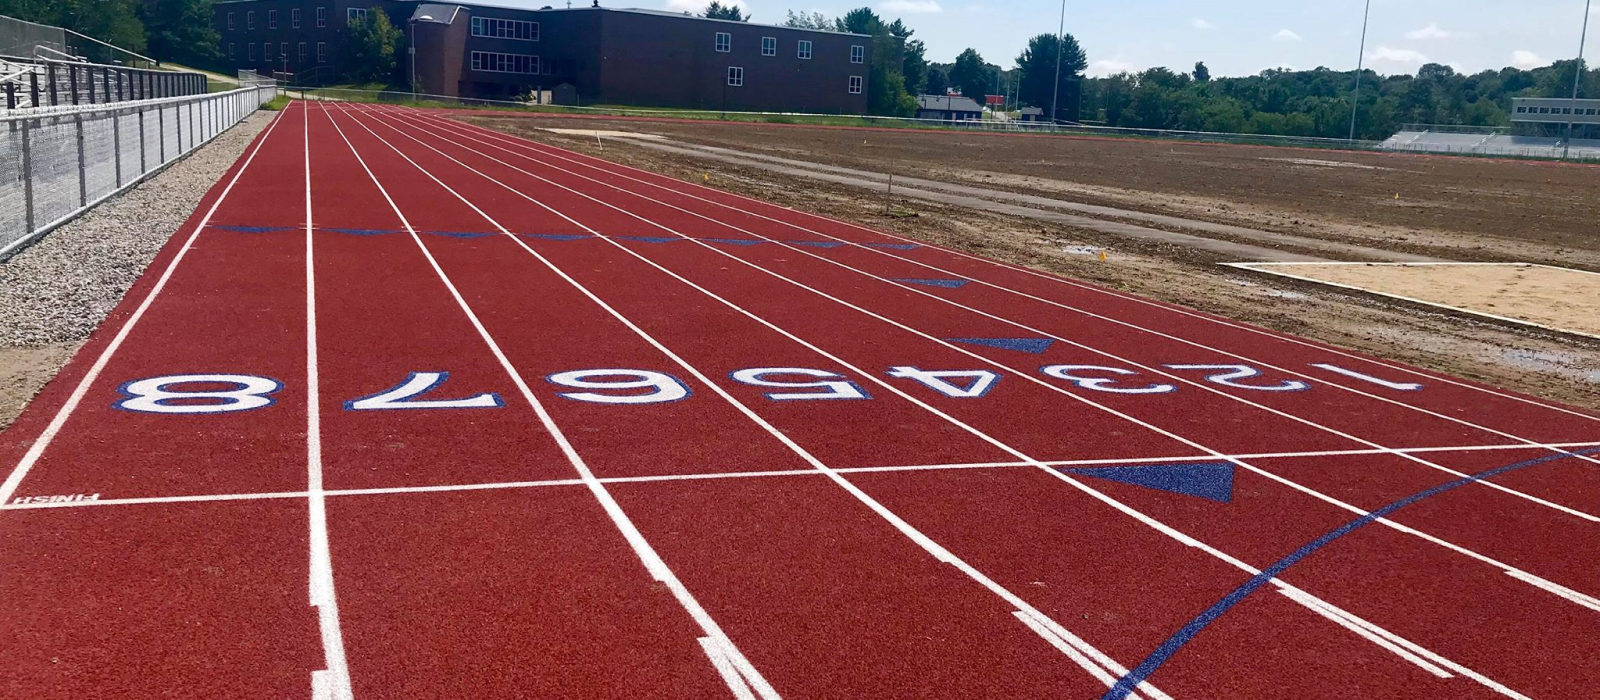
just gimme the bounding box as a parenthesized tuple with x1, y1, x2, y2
(1, 85, 278, 260)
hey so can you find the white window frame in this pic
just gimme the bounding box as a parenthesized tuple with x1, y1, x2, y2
(228, 42, 235, 59)
(317, 41, 327, 63)
(248, 43, 256, 61)
(715, 32, 731, 53)
(470, 16, 540, 40)
(268, 10, 277, 29)
(298, 41, 307, 63)
(727, 66, 744, 87)
(470, 51, 540, 74)
(292, 8, 301, 29)
(227, 12, 236, 30)
(348, 7, 368, 23)
(316, 7, 327, 28)
(851, 45, 864, 64)
(849, 75, 863, 94)
(761, 36, 776, 56)
(279, 41, 287, 60)
(247, 11, 255, 30)
(797, 40, 812, 60)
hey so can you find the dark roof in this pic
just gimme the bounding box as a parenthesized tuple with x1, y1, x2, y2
(916, 94, 983, 112)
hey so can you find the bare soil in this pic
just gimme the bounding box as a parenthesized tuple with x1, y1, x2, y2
(465, 114, 1600, 411)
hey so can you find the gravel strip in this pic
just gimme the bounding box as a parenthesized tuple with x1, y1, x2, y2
(0, 110, 276, 429)
(0, 111, 274, 347)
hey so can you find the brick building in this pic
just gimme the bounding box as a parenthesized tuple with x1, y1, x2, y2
(213, 1, 874, 114)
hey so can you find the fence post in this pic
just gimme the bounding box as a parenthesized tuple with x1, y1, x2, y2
(29, 71, 39, 108)
(5, 82, 13, 110)
(158, 104, 165, 163)
(175, 100, 183, 153)
(87, 66, 95, 103)
(75, 113, 87, 206)
(113, 107, 123, 187)
(47, 63, 57, 106)
(69, 64, 78, 105)
(138, 108, 146, 173)
(20, 117, 34, 235)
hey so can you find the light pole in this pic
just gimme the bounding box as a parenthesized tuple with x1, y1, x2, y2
(1049, 0, 1066, 124)
(1564, 0, 1592, 160)
(1348, 0, 1372, 143)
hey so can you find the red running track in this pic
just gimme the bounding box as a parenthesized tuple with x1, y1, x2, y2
(1, 100, 1597, 698)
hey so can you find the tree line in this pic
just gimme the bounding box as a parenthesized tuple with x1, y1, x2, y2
(0, 0, 221, 68)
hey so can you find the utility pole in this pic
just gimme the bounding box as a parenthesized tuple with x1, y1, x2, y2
(1049, 0, 1066, 124)
(1348, 0, 1372, 143)
(1564, 0, 1592, 159)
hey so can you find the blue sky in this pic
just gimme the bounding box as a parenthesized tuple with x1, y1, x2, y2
(654, 0, 1597, 77)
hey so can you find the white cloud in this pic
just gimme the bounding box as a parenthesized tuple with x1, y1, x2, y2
(1512, 50, 1546, 69)
(1367, 46, 1430, 68)
(1090, 58, 1138, 76)
(1191, 18, 1215, 31)
(664, 0, 748, 12)
(879, 0, 943, 12)
(1404, 23, 1454, 40)
(1271, 29, 1302, 43)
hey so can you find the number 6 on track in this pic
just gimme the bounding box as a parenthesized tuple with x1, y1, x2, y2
(548, 369, 691, 405)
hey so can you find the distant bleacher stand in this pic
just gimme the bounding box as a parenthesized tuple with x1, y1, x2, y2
(1378, 98, 1600, 161)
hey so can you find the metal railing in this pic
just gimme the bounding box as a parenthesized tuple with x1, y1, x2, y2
(1, 56, 207, 110)
(0, 85, 278, 260)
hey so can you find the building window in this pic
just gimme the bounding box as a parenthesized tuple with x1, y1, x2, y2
(470, 17, 539, 40)
(268, 10, 277, 29)
(851, 45, 864, 64)
(761, 36, 776, 56)
(727, 66, 744, 87)
(317, 42, 327, 63)
(292, 9, 301, 28)
(849, 75, 863, 94)
(262, 42, 270, 60)
(227, 12, 235, 30)
(797, 40, 812, 60)
(248, 43, 256, 61)
(280, 42, 287, 60)
(298, 42, 307, 63)
(228, 43, 235, 59)
(1515, 106, 1526, 113)
(470, 51, 540, 74)
(247, 11, 255, 29)
(317, 7, 327, 28)
(715, 32, 731, 52)
(348, 8, 368, 23)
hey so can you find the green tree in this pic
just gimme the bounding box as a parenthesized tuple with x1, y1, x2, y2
(886, 19, 927, 95)
(924, 64, 949, 95)
(1015, 33, 1087, 121)
(834, 7, 884, 35)
(782, 10, 831, 30)
(341, 6, 401, 83)
(949, 48, 990, 102)
(1193, 61, 1210, 82)
(1, 0, 150, 55)
(138, 0, 222, 67)
(702, 1, 748, 21)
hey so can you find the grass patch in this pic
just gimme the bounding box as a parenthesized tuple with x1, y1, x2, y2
(262, 94, 291, 110)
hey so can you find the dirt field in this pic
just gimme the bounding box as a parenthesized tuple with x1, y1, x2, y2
(464, 114, 1600, 411)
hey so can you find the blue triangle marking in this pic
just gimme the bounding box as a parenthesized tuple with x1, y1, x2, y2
(947, 337, 1056, 354)
(323, 227, 400, 236)
(702, 237, 765, 246)
(212, 224, 294, 234)
(614, 235, 681, 244)
(863, 242, 921, 250)
(520, 233, 593, 241)
(894, 278, 969, 289)
(422, 231, 495, 239)
(1066, 462, 1235, 503)
(788, 240, 846, 248)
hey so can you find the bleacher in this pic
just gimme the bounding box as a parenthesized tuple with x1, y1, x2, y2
(1, 55, 206, 110)
(1377, 127, 1600, 161)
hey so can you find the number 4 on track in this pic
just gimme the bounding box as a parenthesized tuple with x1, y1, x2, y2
(888, 367, 1000, 398)
(346, 372, 503, 411)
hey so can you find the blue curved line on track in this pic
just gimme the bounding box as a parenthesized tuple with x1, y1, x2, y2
(1103, 445, 1600, 700)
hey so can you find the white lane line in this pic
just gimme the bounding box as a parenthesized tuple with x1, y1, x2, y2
(11, 440, 1600, 513)
(343, 102, 1167, 699)
(354, 105, 1518, 695)
(397, 109, 1600, 524)
(303, 102, 354, 700)
(319, 102, 776, 700)
(0, 106, 289, 506)
(1504, 570, 1600, 613)
(425, 112, 1600, 429)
